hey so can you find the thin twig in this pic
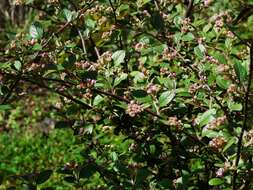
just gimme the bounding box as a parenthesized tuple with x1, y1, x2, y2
(225, 23, 251, 47)
(77, 28, 87, 54)
(1, 75, 21, 104)
(21, 77, 93, 110)
(233, 41, 253, 190)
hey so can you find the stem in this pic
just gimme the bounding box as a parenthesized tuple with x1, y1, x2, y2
(21, 77, 93, 110)
(233, 41, 253, 189)
(1, 75, 20, 104)
(185, 0, 194, 18)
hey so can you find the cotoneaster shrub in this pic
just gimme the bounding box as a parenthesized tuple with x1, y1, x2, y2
(1, 0, 253, 189)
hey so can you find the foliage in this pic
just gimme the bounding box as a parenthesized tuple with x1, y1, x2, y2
(1, 0, 253, 189)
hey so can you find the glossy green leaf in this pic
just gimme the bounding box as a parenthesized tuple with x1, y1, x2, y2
(14, 60, 21, 70)
(196, 109, 216, 127)
(114, 73, 128, 86)
(223, 137, 237, 152)
(29, 22, 43, 39)
(228, 101, 242, 111)
(194, 44, 205, 58)
(234, 61, 247, 83)
(63, 9, 73, 22)
(182, 32, 195, 41)
(158, 91, 175, 107)
(208, 178, 224, 186)
(112, 50, 126, 66)
(216, 76, 230, 89)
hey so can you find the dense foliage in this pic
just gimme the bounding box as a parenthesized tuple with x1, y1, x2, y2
(1, 0, 253, 189)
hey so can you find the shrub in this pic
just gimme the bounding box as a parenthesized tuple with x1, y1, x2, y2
(1, 0, 253, 189)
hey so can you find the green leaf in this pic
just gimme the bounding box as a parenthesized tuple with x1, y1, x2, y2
(36, 170, 53, 184)
(85, 18, 96, 29)
(93, 95, 104, 106)
(194, 44, 205, 58)
(114, 73, 128, 86)
(181, 32, 195, 41)
(137, 0, 151, 7)
(208, 178, 224, 186)
(158, 91, 175, 107)
(29, 22, 43, 39)
(63, 9, 73, 22)
(110, 152, 118, 161)
(234, 61, 247, 82)
(216, 76, 230, 89)
(112, 50, 126, 66)
(196, 109, 216, 127)
(0, 105, 12, 111)
(202, 130, 219, 138)
(228, 101, 242, 111)
(150, 11, 164, 31)
(14, 60, 21, 70)
(203, 23, 212, 33)
(130, 71, 145, 83)
(135, 168, 150, 186)
(32, 43, 42, 51)
(223, 137, 237, 152)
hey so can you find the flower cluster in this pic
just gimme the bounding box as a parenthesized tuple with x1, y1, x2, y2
(77, 79, 96, 89)
(209, 137, 226, 151)
(98, 51, 112, 65)
(162, 48, 177, 61)
(27, 62, 45, 71)
(216, 64, 229, 73)
(206, 56, 219, 64)
(86, 4, 107, 14)
(48, 0, 58, 3)
(227, 84, 237, 94)
(13, 0, 24, 5)
(134, 42, 147, 52)
(216, 168, 225, 177)
(181, 18, 191, 33)
(204, 0, 213, 7)
(147, 83, 160, 94)
(188, 83, 200, 94)
(129, 143, 138, 152)
(82, 89, 93, 100)
(75, 61, 99, 71)
(216, 162, 230, 178)
(168, 117, 182, 129)
(204, 116, 226, 130)
(226, 31, 235, 38)
(126, 101, 143, 117)
(244, 129, 253, 147)
(63, 161, 78, 170)
(211, 12, 232, 31)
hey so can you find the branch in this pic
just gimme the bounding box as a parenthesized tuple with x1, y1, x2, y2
(185, 0, 194, 18)
(1, 75, 21, 104)
(233, 41, 253, 190)
(225, 23, 251, 47)
(21, 77, 93, 110)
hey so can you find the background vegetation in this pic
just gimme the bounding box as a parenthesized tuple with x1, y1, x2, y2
(1, 0, 253, 189)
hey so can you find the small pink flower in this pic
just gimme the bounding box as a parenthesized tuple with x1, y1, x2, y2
(204, 0, 212, 7)
(216, 168, 225, 177)
(134, 42, 146, 52)
(126, 101, 143, 117)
